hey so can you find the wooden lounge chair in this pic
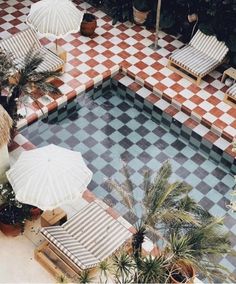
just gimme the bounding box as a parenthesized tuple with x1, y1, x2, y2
(168, 30, 229, 85)
(0, 28, 64, 72)
(35, 201, 132, 280)
(224, 83, 236, 107)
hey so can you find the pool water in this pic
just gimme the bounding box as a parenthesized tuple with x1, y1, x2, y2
(21, 91, 236, 273)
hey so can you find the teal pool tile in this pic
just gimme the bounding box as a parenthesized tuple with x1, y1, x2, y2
(142, 121, 157, 132)
(133, 187, 145, 202)
(133, 202, 143, 219)
(55, 129, 72, 140)
(146, 159, 162, 172)
(109, 118, 124, 130)
(130, 158, 145, 171)
(92, 186, 108, 199)
(182, 160, 199, 172)
(92, 157, 108, 170)
(128, 144, 144, 156)
(185, 174, 201, 187)
(91, 130, 107, 142)
(92, 143, 107, 155)
(145, 145, 161, 157)
(92, 117, 107, 129)
(164, 145, 179, 158)
(188, 188, 204, 202)
(108, 132, 124, 143)
(113, 202, 129, 216)
(206, 189, 223, 203)
(40, 131, 54, 140)
(209, 204, 227, 217)
(126, 119, 141, 131)
(161, 133, 177, 144)
(131, 172, 144, 187)
(127, 132, 143, 144)
(144, 132, 159, 144)
(180, 145, 196, 158)
(204, 174, 221, 187)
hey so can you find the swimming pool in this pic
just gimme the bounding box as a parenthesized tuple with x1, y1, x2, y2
(21, 86, 236, 273)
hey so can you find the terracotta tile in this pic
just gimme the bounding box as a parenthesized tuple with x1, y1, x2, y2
(191, 95, 204, 105)
(134, 51, 146, 60)
(226, 108, 236, 118)
(85, 69, 100, 78)
(165, 105, 178, 116)
(82, 189, 96, 203)
(86, 49, 99, 58)
(153, 72, 165, 81)
(207, 96, 221, 105)
(117, 41, 130, 49)
(133, 42, 145, 50)
(146, 93, 159, 104)
(102, 50, 114, 58)
(155, 82, 167, 92)
(193, 106, 207, 116)
(187, 84, 201, 93)
(68, 68, 82, 78)
(169, 72, 183, 81)
(27, 113, 38, 126)
(128, 82, 142, 92)
(204, 84, 218, 94)
(222, 131, 233, 142)
(210, 107, 224, 117)
(117, 32, 130, 40)
(184, 118, 199, 129)
(174, 94, 186, 104)
(201, 118, 212, 129)
(117, 50, 130, 59)
(135, 61, 148, 70)
(106, 207, 119, 219)
(214, 119, 228, 130)
(22, 142, 36, 150)
(103, 59, 116, 68)
(172, 83, 184, 93)
(86, 59, 99, 68)
(151, 62, 164, 71)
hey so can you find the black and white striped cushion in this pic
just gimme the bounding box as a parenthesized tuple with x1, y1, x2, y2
(41, 202, 132, 269)
(170, 46, 217, 76)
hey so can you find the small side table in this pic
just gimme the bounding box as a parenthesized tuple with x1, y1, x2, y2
(221, 67, 236, 83)
(41, 208, 67, 227)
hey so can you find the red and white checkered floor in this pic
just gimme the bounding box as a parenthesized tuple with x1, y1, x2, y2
(0, 0, 235, 153)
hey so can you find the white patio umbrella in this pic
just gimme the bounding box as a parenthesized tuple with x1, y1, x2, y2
(6, 144, 92, 211)
(26, 0, 83, 47)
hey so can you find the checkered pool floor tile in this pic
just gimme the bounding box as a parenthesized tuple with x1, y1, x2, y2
(21, 91, 236, 274)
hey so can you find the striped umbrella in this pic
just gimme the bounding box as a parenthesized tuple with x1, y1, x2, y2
(6, 144, 93, 211)
(26, 0, 83, 46)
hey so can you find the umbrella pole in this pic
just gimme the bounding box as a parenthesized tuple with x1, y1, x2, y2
(149, 0, 162, 50)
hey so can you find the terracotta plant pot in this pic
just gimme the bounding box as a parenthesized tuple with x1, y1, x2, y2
(80, 13, 97, 37)
(30, 207, 42, 220)
(0, 221, 22, 237)
(133, 7, 150, 25)
(170, 261, 195, 284)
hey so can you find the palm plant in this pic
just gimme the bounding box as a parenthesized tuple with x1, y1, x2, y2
(0, 48, 61, 128)
(137, 255, 169, 283)
(166, 217, 236, 283)
(98, 259, 111, 283)
(108, 160, 199, 259)
(112, 251, 135, 283)
(77, 270, 94, 284)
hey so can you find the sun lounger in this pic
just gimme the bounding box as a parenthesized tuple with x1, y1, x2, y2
(168, 30, 229, 85)
(35, 201, 132, 279)
(224, 83, 236, 107)
(0, 28, 64, 72)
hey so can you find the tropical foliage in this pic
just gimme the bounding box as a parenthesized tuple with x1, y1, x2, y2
(0, 48, 61, 128)
(108, 160, 236, 283)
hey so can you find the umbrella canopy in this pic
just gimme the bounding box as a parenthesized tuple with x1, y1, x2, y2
(26, 0, 83, 37)
(6, 144, 92, 210)
(0, 105, 12, 148)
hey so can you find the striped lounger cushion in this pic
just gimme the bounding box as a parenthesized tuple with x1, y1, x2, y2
(227, 83, 236, 98)
(169, 30, 229, 77)
(41, 202, 132, 270)
(0, 28, 64, 72)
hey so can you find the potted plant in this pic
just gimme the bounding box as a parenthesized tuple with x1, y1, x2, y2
(133, 0, 152, 25)
(0, 182, 29, 236)
(80, 13, 97, 37)
(108, 161, 236, 283)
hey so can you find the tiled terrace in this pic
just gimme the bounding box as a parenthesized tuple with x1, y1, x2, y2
(0, 0, 236, 282)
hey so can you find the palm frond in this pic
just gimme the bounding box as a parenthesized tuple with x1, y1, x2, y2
(121, 163, 134, 194)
